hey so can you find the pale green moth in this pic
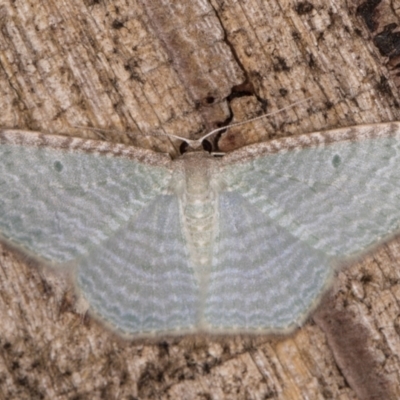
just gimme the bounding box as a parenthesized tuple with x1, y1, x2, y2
(1, 121, 399, 336)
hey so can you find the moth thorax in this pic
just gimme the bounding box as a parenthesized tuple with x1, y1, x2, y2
(180, 162, 217, 270)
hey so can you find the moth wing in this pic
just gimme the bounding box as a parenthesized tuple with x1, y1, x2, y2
(0, 130, 173, 264)
(220, 123, 400, 258)
(77, 194, 199, 335)
(206, 123, 400, 331)
(205, 192, 331, 331)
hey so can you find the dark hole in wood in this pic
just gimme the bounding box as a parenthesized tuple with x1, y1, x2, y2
(205, 96, 215, 104)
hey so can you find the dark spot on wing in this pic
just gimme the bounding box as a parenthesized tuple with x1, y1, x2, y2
(53, 160, 63, 172)
(332, 154, 341, 168)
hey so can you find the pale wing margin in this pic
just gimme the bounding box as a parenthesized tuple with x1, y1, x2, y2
(0, 130, 173, 264)
(220, 122, 400, 258)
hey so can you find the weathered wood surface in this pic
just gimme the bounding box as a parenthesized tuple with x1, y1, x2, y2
(0, 0, 400, 398)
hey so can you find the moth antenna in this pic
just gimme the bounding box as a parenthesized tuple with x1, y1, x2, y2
(73, 125, 172, 140)
(73, 97, 312, 149)
(150, 97, 314, 150)
(199, 97, 313, 142)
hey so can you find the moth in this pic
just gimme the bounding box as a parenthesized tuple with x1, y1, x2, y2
(1, 121, 399, 336)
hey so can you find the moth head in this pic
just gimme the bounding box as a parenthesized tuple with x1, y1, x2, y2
(179, 138, 213, 155)
(174, 97, 313, 157)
